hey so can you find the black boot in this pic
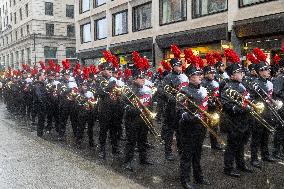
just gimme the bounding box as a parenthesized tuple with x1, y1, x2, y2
(124, 161, 134, 172)
(181, 178, 195, 189)
(236, 166, 254, 173)
(195, 177, 211, 185)
(98, 146, 106, 160)
(224, 168, 241, 178)
(251, 159, 262, 169)
(165, 151, 175, 161)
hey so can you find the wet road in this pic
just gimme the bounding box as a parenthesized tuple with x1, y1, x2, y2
(0, 102, 284, 189)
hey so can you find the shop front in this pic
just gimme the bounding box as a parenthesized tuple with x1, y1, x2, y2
(233, 12, 284, 65)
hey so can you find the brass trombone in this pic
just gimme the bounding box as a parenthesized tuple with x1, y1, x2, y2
(223, 88, 275, 132)
(164, 85, 225, 145)
(121, 86, 160, 139)
(249, 81, 284, 127)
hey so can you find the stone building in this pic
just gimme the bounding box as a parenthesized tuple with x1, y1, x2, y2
(0, 0, 76, 69)
(75, 0, 284, 68)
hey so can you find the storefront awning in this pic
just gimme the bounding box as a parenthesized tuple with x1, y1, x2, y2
(109, 37, 153, 54)
(156, 23, 227, 49)
(233, 12, 284, 38)
(77, 46, 107, 59)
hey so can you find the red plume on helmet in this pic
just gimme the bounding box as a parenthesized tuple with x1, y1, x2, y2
(161, 60, 172, 72)
(82, 66, 90, 80)
(246, 53, 259, 64)
(157, 67, 163, 76)
(31, 65, 38, 76)
(205, 52, 216, 66)
(123, 67, 132, 80)
(39, 60, 46, 70)
(55, 64, 61, 73)
(282, 43, 284, 53)
(224, 48, 240, 63)
(103, 50, 119, 68)
(48, 59, 56, 71)
(62, 59, 70, 70)
(73, 62, 81, 76)
(22, 63, 27, 70)
(171, 44, 181, 59)
(90, 64, 97, 74)
(103, 50, 113, 62)
(213, 52, 223, 62)
(184, 48, 194, 64)
(132, 51, 149, 71)
(252, 48, 267, 62)
(197, 56, 204, 69)
(273, 55, 281, 65)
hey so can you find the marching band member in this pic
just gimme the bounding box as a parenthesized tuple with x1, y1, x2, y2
(221, 49, 253, 178)
(178, 56, 211, 189)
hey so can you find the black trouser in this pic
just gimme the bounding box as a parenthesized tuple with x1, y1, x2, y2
(224, 130, 250, 171)
(77, 109, 95, 144)
(250, 125, 270, 161)
(273, 126, 284, 155)
(124, 116, 148, 163)
(35, 102, 46, 137)
(162, 107, 181, 155)
(59, 101, 78, 138)
(46, 100, 60, 132)
(179, 120, 206, 182)
(98, 112, 121, 154)
(210, 125, 220, 148)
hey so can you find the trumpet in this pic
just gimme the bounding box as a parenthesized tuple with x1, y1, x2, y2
(122, 86, 160, 139)
(164, 85, 225, 145)
(224, 88, 275, 132)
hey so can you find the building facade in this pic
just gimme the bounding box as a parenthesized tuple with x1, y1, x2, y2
(75, 0, 284, 68)
(0, 0, 76, 70)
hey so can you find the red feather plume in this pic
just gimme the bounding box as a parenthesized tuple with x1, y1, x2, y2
(253, 48, 267, 62)
(39, 61, 46, 70)
(224, 48, 240, 63)
(157, 67, 163, 76)
(82, 66, 90, 79)
(161, 60, 172, 72)
(247, 53, 259, 64)
(90, 64, 97, 74)
(62, 59, 70, 70)
(171, 44, 181, 59)
(48, 60, 56, 70)
(213, 52, 223, 62)
(124, 68, 132, 79)
(55, 64, 61, 73)
(205, 53, 216, 66)
(273, 55, 281, 65)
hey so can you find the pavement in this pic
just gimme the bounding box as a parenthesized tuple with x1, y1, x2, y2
(0, 102, 284, 189)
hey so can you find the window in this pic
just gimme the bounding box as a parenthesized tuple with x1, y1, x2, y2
(15, 31, 18, 40)
(14, 12, 16, 24)
(10, 13, 12, 23)
(160, 0, 186, 25)
(20, 28, 23, 37)
(133, 3, 152, 31)
(46, 24, 54, 36)
(66, 5, 74, 18)
(80, 23, 91, 43)
(19, 8, 22, 20)
(45, 2, 53, 16)
(27, 25, 29, 34)
(13, 0, 15, 6)
(26, 48, 31, 65)
(44, 46, 57, 58)
(67, 25, 75, 37)
(66, 47, 76, 58)
(239, 0, 274, 7)
(94, 0, 106, 7)
(192, 0, 227, 18)
(95, 17, 107, 40)
(25, 4, 28, 17)
(21, 49, 24, 63)
(113, 11, 128, 36)
(80, 0, 90, 13)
